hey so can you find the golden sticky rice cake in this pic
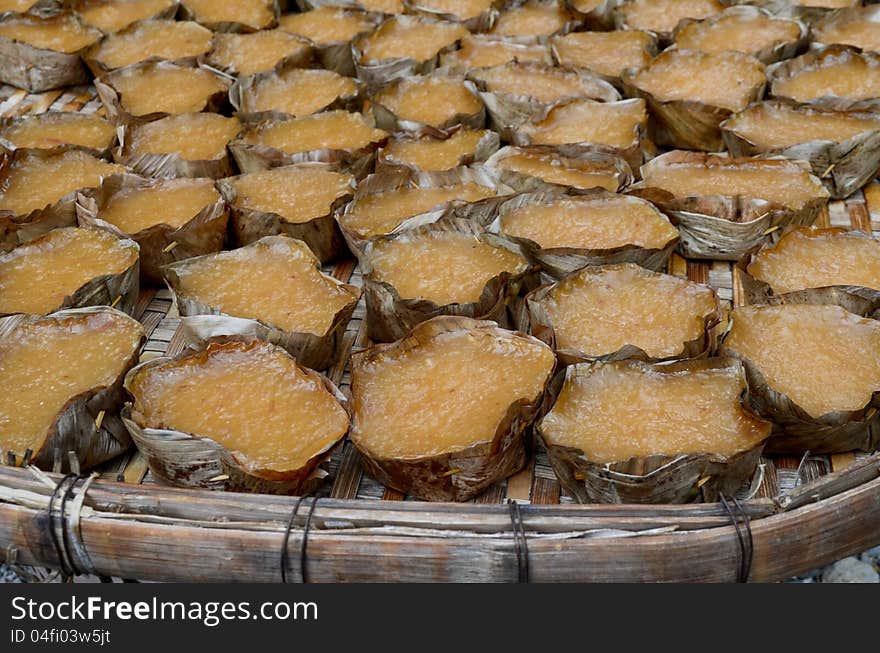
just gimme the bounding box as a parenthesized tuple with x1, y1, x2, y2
(0, 227, 137, 315)
(472, 62, 611, 103)
(520, 98, 645, 148)
(771, 48, 880, 103)
(239, 111, 387, 156)
(278, 7, 376, 44)
(746, 228, 880, 295)
(640, 154, 829, 212)
(167, 236, 358, 337)
(723, 102, 880, 149)
(0, 150, 123, 217)
(359, 0, 403, 12)
(88, 20, 212, 70)
(75, 0, 177, 33)
(0, 309, 144, 463)
(409, 0, 494, 22)
(0, 0, 39, 12)
(244, 68, 357, 117)
(443, 34, 551, 69)
(814, 8, 880, 52)
(350, 317, 555, 501)
(531, 263, 717, 361)
(0, 113, 115, 153)
(724, 304, 880, 419)
(229, 167, 353, 226)
(98, 178, 220, 235)
(368, 229, 529, 305)
(490, 1, 572, 37)
(539, 359, 769, 463)
(499, 193, 677, 252)
(105, 64, 228, 117)
(674, 9, 802, 59)
(380, 129, 493, 171)
(551, 30, 655, 80)
(795, 0, 858, 7)
(617, 0, 723, 36)
(180, 0, 275, 30)
(358, 15, 467, 64)
(373, 76, 481, 128)
(340, 181, 497, 240)
(0, 13, 101, 53)
(126, 339, 350, 480)
(207, 29, 312, 77)
(489, 147, 626, 191)
(627, 49, 765, 113)
(126, 113, 240, 162)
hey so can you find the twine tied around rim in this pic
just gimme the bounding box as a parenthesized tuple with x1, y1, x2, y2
(508, 499, 529, 583)
(719, 493, 753, 583)
(45, 471, 100, 582)
(281, 497, 320, 583)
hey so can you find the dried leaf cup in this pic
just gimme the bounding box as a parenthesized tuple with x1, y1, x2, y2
(217, 163, 354, 261)
(526, 263, 721, 366)
(467, 61, 619, 139)
(767, 45, 880, 108)
(0, 12, 102, 92)
(162, 236, 361, 371)
(630, 151, 830, 261)
(621, 49, 767, 151)
(76, 174, 229, 285)
(493, 188, 679, 278)
(349, 316, 556, 502)
(228, 111, 388, 180)
(537, 358, 770, 504)
(360, 218, 537, 342)
(336, 165, 511, 254)
(718, 302, 880, 454)
(403, 0, 499, 32)
(376, 127, 501, 173)
(0, 112, 117, 158)
(563, 0, 618, 29)
(0, 307, 145, 473)
(721, 100, 880, 199)
(123, 337, 350, 494)
(483, 145, 633, 193)
(95, 61, 232, 126)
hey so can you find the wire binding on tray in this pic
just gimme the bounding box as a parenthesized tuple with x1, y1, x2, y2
(281, 495, 308, 583)
(301, 498, 320, 584)
(47, 473, 80, 580)
(507, 499, 530, 583)
(719, 494, 754, 583)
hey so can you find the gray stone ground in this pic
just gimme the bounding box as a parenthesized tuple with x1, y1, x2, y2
(2, 547, 879, 583)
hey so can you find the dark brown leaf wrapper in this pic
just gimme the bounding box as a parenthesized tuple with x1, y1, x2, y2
(350, 316, 555, 502)
(0, 307, 145, 472)
(538, 358, 769, 504)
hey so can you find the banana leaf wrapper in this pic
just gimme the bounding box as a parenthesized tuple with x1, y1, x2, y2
(0, 12, 100, 92)
(620, 51, 767, 151)
(360, 218, 538, 342)
(95, 60, 231, 126)
(228, 113, 386, 180)
(0, 307, 145, 472)
(563, 0, 617, 29)
(493, 188, 679, 278)
(336, 164, 512, 254)
(719, 301, 880, 454)
(672, 6, 808, 65)
(630, 151, 829, 261)
(76, 173, 228, 285)
(767, 45, 880, 107)
(352, 15, 467, 92)
(177, 0, 281, 33)
(122, 337, 349, 494)
(217, 162, 353, 261)
(526, 265, 720, 366)
(404, 0, 499, 32)
(483, 145, 633, 193)
(376, 127, 500, 173)
(722, 99, 880, 199)
(371, 76, 485, 137)
(350, 316, 555, 502)
(0, 111, 116, 158)
(114, 119, 239, 179)
(163, 235, 361, 370)
(468, 62, 619, 139)
(538, 358, 769, 504)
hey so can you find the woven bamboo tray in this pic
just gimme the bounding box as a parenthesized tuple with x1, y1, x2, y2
(1, 84, 879, 583)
